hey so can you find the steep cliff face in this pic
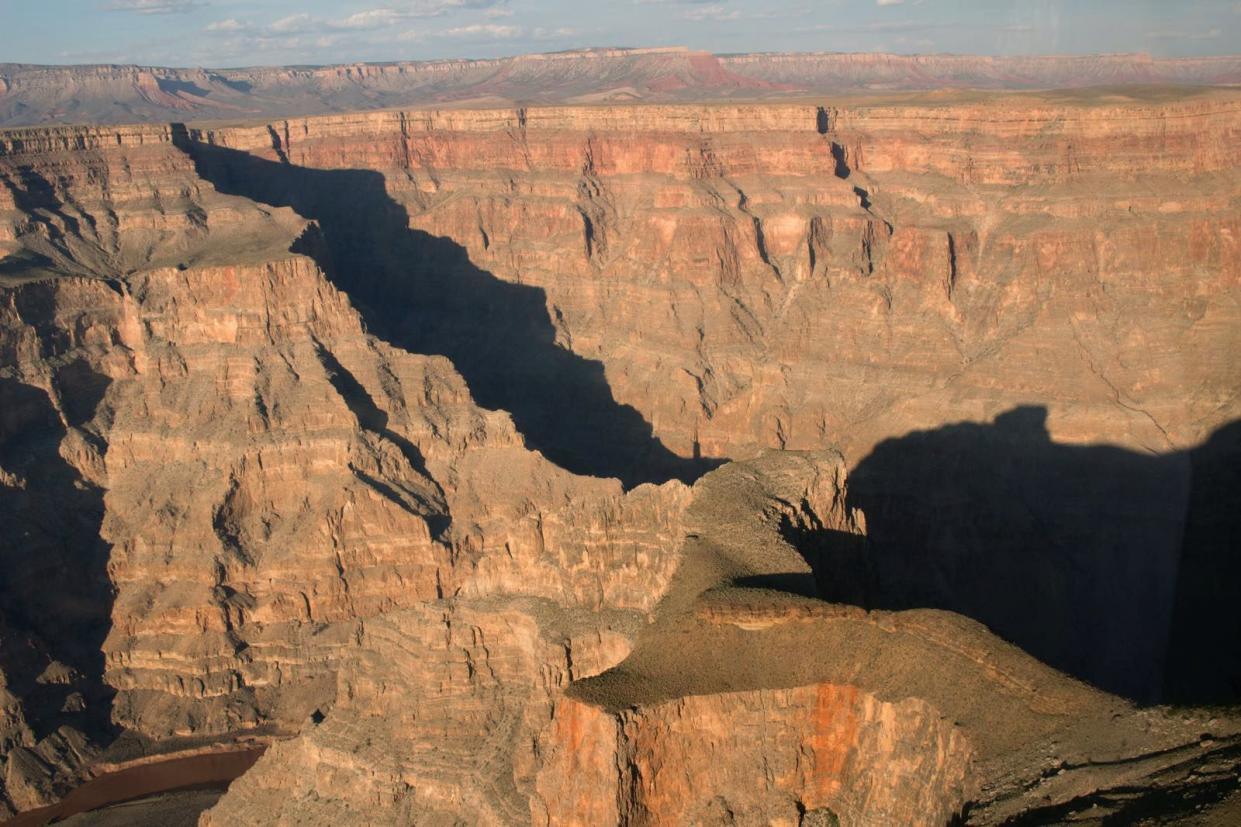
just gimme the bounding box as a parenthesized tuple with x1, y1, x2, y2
(197, 449, 1241, 826)
(183, 93, 1241, 466)
(197, 602, 643, 825)
(532, 452, 1241, 827)
(535, 689, 974, 827)
(0, 92, 1239, 824)
(0, 121, 692, 817)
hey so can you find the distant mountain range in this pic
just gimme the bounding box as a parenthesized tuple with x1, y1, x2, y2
(3, 46, 1240, 126)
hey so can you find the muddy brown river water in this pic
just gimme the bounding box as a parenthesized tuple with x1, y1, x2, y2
(2, 748, 264, 827)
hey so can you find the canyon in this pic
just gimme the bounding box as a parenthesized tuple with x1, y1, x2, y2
(0, 76, 1239, 825)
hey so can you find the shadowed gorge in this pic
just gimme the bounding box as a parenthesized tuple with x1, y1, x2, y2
(0, 374, 117, 808)
(785, 406, 1241, 704)
(173, 126, 721, 489)
(1164, 421, 1241, 705)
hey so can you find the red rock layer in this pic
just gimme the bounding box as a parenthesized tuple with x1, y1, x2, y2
(535, 688, 974, 826)
(187, 94, 1241, 463)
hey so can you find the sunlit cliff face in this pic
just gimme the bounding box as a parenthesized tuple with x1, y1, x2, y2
(0, 87, 1239, 824)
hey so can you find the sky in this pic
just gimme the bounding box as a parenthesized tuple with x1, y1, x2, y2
(0, 0, 1238, 68)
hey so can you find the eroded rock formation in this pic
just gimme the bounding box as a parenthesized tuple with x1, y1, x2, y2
(0, 89, 1238, 824)
(0, 123, 691, 818)
(176, 94, 1241, 464)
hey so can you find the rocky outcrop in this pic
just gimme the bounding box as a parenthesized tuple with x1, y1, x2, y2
(0, 90, 1239, 824)
(198, 449, 1241, 826)
(197, 602, 641, 825)
(544, 453, 1241, 826)
(536, 689, 974, 827)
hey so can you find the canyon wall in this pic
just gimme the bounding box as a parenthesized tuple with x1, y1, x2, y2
(535, 689, 974, 827)
(183, 94, 1241, 467)
(1, 90, 1239, 823)
(0, 122, 692, 817)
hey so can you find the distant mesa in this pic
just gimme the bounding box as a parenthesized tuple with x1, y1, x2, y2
(2, 48, 1241, 126)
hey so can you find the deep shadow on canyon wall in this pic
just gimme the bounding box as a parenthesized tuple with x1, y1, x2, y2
(792, 406, 1241, 705)
(170, 129, 1241, 705)
(172, 126, 720, 489)
(0, 370, 116, 744)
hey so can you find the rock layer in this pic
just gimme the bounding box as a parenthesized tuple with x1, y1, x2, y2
(0, 90, 1238, 824)
(0, 122, 691, 817)
(536, 688, 974, 827)
(179, 92, 1241, 465)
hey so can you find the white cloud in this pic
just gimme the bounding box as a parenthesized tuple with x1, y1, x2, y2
(339, 9, 414, 29)
(532, 26, 579, 39)
(680, 4, 741, 21)
(877, 0, 905, 6)
(398, 0, 508, 16)
(107, 0, 205, 13)
(207, 1, 512, 41)
(205, 18, 245, 32)
(269, 14, 314, 33)
(438, 22, 522, 38)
